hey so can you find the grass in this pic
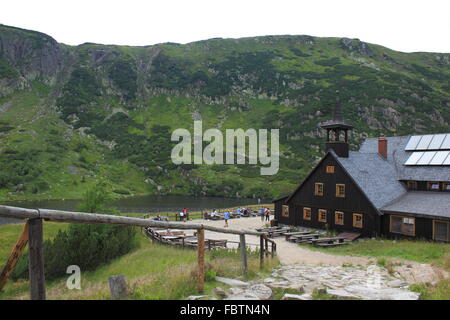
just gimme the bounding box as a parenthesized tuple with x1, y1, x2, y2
(0, 221, 279, 300)
(0, 221, 70, 263)
(410, 279, 450, 300)
(302, 239, 450, 266)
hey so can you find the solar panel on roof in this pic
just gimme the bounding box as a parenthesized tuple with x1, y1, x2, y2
(404, 136, 422, 151)
(444, 153, 450, 165)
(429, 151, 450, 165)
(416, 151, 436, 165)
(416, 135, 434, 150)
(428, 134, 447, 150)
(441, 134, 450, 150)
(404, 152, 424, 165)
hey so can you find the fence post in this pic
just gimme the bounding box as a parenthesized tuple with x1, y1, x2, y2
(259, 235, 264, 269)
(197, 228, 205, 293)
(239, 234, 248, 275)
(265, 238, 269, 257)
(28, 218, 45, 300)
(0, 221, 29, 291)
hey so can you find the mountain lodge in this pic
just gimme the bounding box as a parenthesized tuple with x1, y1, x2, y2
(273, 97, 450, 242)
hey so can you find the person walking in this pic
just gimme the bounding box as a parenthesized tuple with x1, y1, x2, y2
(265, 207, 270, 222)
(179, 210, 185, 222)
(224, 210, 230, 227)
(183, 208, 188, 221)
(260, 207, 265, 222)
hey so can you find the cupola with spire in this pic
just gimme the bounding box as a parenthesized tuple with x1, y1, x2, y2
(319, 91, 353, 157)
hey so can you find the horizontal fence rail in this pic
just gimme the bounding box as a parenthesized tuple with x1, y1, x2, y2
(0, 205, 264, 236)
(0, 205, 276, 300)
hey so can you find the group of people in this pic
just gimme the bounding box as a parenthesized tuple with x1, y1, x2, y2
(260, 207, 271, 222)
(168, 206, 271, 226)
(178, 208, 189, 222)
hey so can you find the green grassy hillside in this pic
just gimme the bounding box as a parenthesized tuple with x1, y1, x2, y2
(0, 24, 449, 201)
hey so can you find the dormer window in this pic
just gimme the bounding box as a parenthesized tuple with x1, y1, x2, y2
(427, 182, 440, 191)
(444, 183, 450, 192)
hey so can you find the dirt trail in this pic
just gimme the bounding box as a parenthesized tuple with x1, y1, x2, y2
(185, 216, 374, 266)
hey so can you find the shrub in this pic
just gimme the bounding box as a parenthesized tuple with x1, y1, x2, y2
(12, 181, 138, 281)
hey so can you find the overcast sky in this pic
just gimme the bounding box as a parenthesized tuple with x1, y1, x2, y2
(1, 0, 449, 53)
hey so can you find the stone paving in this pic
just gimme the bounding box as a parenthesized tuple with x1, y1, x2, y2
(189, 263, 421, 300)
(263, 264, 419, 300)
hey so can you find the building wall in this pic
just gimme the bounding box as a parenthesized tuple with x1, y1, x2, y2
(381, 213, 450, 241)
(273, 197, 294, 225)
(287, 153, 381, 237)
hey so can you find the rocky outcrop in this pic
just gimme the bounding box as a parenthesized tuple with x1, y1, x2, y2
(0, 25, 65, 84)
(341, 38, 374, 57)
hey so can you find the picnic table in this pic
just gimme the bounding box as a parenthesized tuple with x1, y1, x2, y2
(310, 237, 348, 247)
(283, 231, 312, 241)
(267, 228, 292, 238)
(292, 233, 320, 243)
(286, 233, 316, 242)
(161, 235, 185, 241)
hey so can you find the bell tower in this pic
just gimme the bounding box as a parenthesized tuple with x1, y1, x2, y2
(320, 92, 353, 158)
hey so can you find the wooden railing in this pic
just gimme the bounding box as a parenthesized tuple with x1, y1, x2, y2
(0, 205, 276, 300)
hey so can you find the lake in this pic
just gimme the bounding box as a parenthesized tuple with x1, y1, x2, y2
(0, 195, 268, 225)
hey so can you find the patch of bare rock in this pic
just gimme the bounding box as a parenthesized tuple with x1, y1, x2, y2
(195, 264, 420, 300)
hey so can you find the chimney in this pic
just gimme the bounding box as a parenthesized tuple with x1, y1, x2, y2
(378, 137, 387, 159)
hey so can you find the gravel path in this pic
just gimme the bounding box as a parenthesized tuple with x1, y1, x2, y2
(184, 216, 448, 284)
(185, 216, 374, 266)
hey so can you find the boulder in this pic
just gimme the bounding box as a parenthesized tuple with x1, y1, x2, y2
(108, 275, 129, 299)
(246, 284, 273, 300)
(214, 287, 227, 298)
(188, 295, 209, 300)
(215, 276, 249, 287)
(282, 293, 312, 300)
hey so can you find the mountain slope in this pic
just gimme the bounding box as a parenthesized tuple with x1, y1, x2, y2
(0, 24, 449, 200)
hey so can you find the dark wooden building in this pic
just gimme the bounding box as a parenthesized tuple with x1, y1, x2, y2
(274, 98, 450, 242)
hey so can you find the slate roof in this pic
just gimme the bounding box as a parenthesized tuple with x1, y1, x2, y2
(280, 133, 450, 219)
(335, 151, 407, 209)
(359, 135, 450, 182)
(381, 191, 450, 219)
(341, 133, 450, 218)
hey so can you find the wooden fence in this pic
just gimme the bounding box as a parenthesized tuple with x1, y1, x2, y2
(0, 205, 276, 300)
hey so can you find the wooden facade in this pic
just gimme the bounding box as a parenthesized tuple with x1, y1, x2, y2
(274, 153, 381, 237)
(274, 152, 450, 241)
(381, 213, 450, 241)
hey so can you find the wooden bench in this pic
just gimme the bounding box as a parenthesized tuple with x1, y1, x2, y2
(316, 242, 348, 247)
(309, 237, 347, 245)
(206, 239, 228, 249)
(295, 234, 320, 243)
(267, 228, 292, 238)
(286, 233, 315, 242)
(283, 231, 312, 240)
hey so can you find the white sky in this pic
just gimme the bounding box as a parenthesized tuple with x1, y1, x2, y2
(1, 0, 449, 53)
